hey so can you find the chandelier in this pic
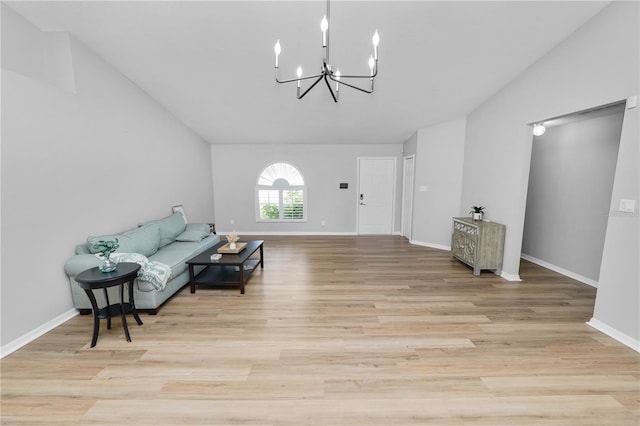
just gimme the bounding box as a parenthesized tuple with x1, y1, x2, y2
(273, 0, 380, 102)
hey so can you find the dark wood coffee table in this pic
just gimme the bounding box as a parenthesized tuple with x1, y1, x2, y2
(186, 240, 264, 294)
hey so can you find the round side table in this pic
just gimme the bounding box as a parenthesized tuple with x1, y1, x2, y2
(75, 262, 143, 348)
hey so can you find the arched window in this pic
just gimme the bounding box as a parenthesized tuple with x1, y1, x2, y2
(256, 162, 306, 221)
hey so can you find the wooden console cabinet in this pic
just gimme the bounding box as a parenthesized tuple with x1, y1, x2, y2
(451, 217, 505, 276)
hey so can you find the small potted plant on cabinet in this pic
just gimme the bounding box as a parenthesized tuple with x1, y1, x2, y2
(470, 206, 485, 221)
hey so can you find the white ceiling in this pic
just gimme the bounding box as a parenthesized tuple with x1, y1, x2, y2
(7, 1, 610, 145)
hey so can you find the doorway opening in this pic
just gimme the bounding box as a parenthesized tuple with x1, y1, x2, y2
(522, 101, 626, 286)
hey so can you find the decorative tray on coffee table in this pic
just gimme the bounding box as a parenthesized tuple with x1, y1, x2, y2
(217, 242, 247, 254)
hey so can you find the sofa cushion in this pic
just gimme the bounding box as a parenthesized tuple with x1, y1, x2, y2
(149, 235, 220, 280)
(64, 254, 102, 277)
(155, 212, 187, 248)
(176, 223, 210, 242)
(123, 222, 161, 257)
(87, 234, 135, 254)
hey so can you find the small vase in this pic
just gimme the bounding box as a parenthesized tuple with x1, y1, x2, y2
(229, 242, 237, 250)
(472, 212, 483, 221)
(99, 255, 117, 273)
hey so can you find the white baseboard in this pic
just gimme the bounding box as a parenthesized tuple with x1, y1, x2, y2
(500, 271, 522, 282)
(587, 318, 640, 353)
(218, 231, 358, 236)
(521, 254, 598, 288)
(1, 308, 78, 359)
(410, 239, 450, 251)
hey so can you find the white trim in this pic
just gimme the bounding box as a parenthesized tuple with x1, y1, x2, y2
(218, 231, 357, 236)
(587, 318, 640, 353)
(1, 308, 78, 359)
(521, 254, 598, 288)
(401, 155, 415, 239)
(410, 239, 450, 252)
(500, 271, 522, 282)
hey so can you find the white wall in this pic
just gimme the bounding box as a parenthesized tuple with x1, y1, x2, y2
(1, 5, 215, 349)
(211, 144, 403, 234)
(408, 118, 466, 249)
(462, 2, 639, 345)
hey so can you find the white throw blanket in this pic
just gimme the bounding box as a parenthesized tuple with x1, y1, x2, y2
(95, 253, 172, 291)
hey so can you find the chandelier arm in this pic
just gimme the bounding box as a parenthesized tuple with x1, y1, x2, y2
(276, 72, 324, 84)
(331, 66, 379, 80)
(333, 80, 373, 94)
(323, 74, 338, 103)
(327, 76, 373, 94)
(297, 75, 325, 99)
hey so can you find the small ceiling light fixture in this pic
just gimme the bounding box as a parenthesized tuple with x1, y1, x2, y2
(533, 123, 546, 136)
(274, 0, 379, 102)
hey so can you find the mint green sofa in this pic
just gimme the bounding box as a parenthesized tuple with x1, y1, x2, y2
(64, 212, 220, 314)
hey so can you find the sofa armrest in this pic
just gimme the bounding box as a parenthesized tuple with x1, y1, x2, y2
(64, 254, 101, 277)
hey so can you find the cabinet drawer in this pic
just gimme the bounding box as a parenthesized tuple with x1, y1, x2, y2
(452, 228, 477, 266)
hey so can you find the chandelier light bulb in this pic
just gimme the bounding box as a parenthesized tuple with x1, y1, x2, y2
(372, 30, 380, 60)
(274, 40, 281, 67)
(533, 123, 546, 136)
(321, 16, 328, 46)
(296, 66, 302, 88)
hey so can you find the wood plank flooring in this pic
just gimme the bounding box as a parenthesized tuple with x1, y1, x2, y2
(2, 235, 638, 425)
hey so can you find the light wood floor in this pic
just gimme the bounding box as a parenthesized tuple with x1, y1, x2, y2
(2, 235, 638, 425)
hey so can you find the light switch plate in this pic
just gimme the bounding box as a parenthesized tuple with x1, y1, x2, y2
(619, 199, 636, 213)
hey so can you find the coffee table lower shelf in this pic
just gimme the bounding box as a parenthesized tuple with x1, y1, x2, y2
(194, 259, 259, 282)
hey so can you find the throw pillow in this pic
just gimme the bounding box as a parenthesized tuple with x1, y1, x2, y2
(123, 222, 161, 256)
(154, 212, 187, 247)
(175, 224, 211, 242)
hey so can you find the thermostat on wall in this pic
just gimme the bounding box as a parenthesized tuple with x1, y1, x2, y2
(340, 183, 348, 189)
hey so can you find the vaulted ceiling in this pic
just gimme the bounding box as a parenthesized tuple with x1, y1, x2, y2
(6, 1, 610, 144)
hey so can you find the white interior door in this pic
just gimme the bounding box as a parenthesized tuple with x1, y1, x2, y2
(357, 157, 396, 235)
(401, 155, 415, 239)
